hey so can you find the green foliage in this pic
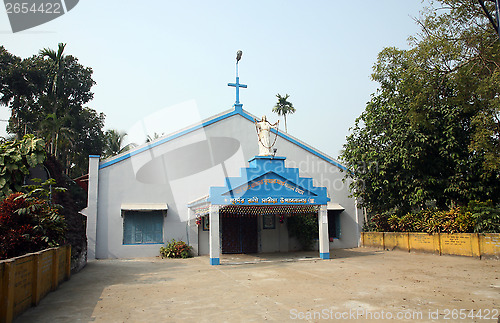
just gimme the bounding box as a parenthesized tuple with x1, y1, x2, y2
(159, 239, 193, 259)
(0, 135, 46, 199)
(341, 1, 500, 214)
(0, 185, 66, 259)
(272, 93, 295, 132)
(0, 44, 106, 177)
(287, 213, 318, 250)
(365, 201, 499, 234)
(103, 129, 136, 158)
(466, 200, 500, 233)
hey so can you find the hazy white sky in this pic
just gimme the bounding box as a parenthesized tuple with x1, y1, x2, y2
(0, 1, 425, 159)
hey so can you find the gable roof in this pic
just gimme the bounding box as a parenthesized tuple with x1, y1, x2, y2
(99, 105, 346, 171)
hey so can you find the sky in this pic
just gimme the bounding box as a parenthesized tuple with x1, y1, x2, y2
(0, 1, 426, 159)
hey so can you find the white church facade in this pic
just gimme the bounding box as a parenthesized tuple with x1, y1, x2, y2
(84, 59, 363, 264)
(84, 105, 363, 264)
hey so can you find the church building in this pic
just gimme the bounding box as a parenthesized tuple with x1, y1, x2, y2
(84, 56, 363, 264)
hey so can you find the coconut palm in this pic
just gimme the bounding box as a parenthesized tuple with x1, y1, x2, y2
(39, 43, 67, 155)
(146, 132, 165, 143)
(272, 93, 295, 132)
(104, 130, 136, 157)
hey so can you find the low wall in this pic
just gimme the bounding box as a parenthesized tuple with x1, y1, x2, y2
(0, 245, 71, 323)
(361, 232, 499, 259)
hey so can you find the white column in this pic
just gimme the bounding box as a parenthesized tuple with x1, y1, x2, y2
(85, 155, 100, 260)
(318, 205, 330, 259)
(209, 204, 220, 265)
(187, 208, 199, 256)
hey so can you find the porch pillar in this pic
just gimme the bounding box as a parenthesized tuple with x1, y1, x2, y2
(187, 208, 199, 256)
(318, 205, 330, 259)
(209, 204, 220, 265)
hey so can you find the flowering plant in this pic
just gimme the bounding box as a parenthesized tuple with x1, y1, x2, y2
(159, 239, 192, 259)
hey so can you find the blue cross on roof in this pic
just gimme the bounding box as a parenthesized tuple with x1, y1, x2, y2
(228, 53, 247, 107)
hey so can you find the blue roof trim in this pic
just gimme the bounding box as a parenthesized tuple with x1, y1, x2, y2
(99, 109, 239, 169)
(99, 107, 346, 171)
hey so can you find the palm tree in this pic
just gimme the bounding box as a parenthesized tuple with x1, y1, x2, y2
(146, 132, 165, 143)
(272, 93, 295, 132)
(104, 130, 136, 157)
(40, 112, 75, 158)
(39, 43, 67, 155)
(40, 43, 66, 101)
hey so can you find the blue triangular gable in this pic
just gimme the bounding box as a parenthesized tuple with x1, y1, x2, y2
(208, 156, 329, 206)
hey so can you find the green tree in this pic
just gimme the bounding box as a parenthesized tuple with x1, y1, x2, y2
(0, 44, 105, 176)
(341, 0, 500, 215)
(0, 135, 46, 199)
(104, 129, 136, 158)
(272, 93, 295, 132)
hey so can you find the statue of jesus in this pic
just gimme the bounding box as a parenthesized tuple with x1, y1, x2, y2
(254, 116, 279, 156)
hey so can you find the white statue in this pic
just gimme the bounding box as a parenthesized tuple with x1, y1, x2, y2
(254, 116, 279, 156)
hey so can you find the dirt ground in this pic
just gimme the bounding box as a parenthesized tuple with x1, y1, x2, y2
(15, 248, 499, 322)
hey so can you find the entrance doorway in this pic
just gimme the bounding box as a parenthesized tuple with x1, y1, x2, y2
(221, 215, 258, 254)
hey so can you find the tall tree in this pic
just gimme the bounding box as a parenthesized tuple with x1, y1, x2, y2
(39, 43, 67, 156)
(0, 44, 104, 176)
(272, 93, 295, 132)
(341, 0, 500, 214)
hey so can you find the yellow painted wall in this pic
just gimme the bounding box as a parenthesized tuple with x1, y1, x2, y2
(440, 233, 480, 257)
(384, 232, 409, 251)
(361, 232, 384, 248)
(480, 234, 500, 258)
(362, 232, 499, 259)
(0, 245, 70, 323)
(409, 233, 440, 254)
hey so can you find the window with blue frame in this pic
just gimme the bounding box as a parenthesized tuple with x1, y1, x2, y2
(123, 210, 164, 245)
(328, 210, 341, 239)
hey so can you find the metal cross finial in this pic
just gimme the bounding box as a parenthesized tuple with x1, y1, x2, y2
(228, 50, 247, 106)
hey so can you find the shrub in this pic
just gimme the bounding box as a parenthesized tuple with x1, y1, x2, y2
(0, 191, 66, 259)
(287, 213, 318, 250)
(363, 201, 499, 234)
(160, 239, 192, 259)
(466, 200, 500, 233)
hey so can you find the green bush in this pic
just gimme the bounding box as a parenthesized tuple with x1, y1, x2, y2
(364, 201, 499, 234)
(159, 239, 192, 259)
(287, 213, 318, 250)
(466, 200, 500, 233)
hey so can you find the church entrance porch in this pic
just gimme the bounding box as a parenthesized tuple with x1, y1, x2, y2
(207, 156, 331, 265)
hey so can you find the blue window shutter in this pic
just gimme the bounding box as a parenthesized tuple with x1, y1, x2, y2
(123, 210, 164, 244)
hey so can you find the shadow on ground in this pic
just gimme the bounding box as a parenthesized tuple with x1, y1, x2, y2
(15, 258, 188, 323)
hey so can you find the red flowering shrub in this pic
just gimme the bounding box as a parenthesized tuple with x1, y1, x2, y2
(0, 192, 66, 260)
(159, 239, 192, 259)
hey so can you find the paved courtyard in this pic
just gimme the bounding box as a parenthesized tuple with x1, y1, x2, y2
(15, 248, 499, 322)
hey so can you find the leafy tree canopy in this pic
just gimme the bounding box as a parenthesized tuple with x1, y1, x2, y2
(341, 0, 500, 215)
(0, 44, 105, 177)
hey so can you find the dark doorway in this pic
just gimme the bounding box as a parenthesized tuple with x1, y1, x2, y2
(221, 215, 258, 254)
